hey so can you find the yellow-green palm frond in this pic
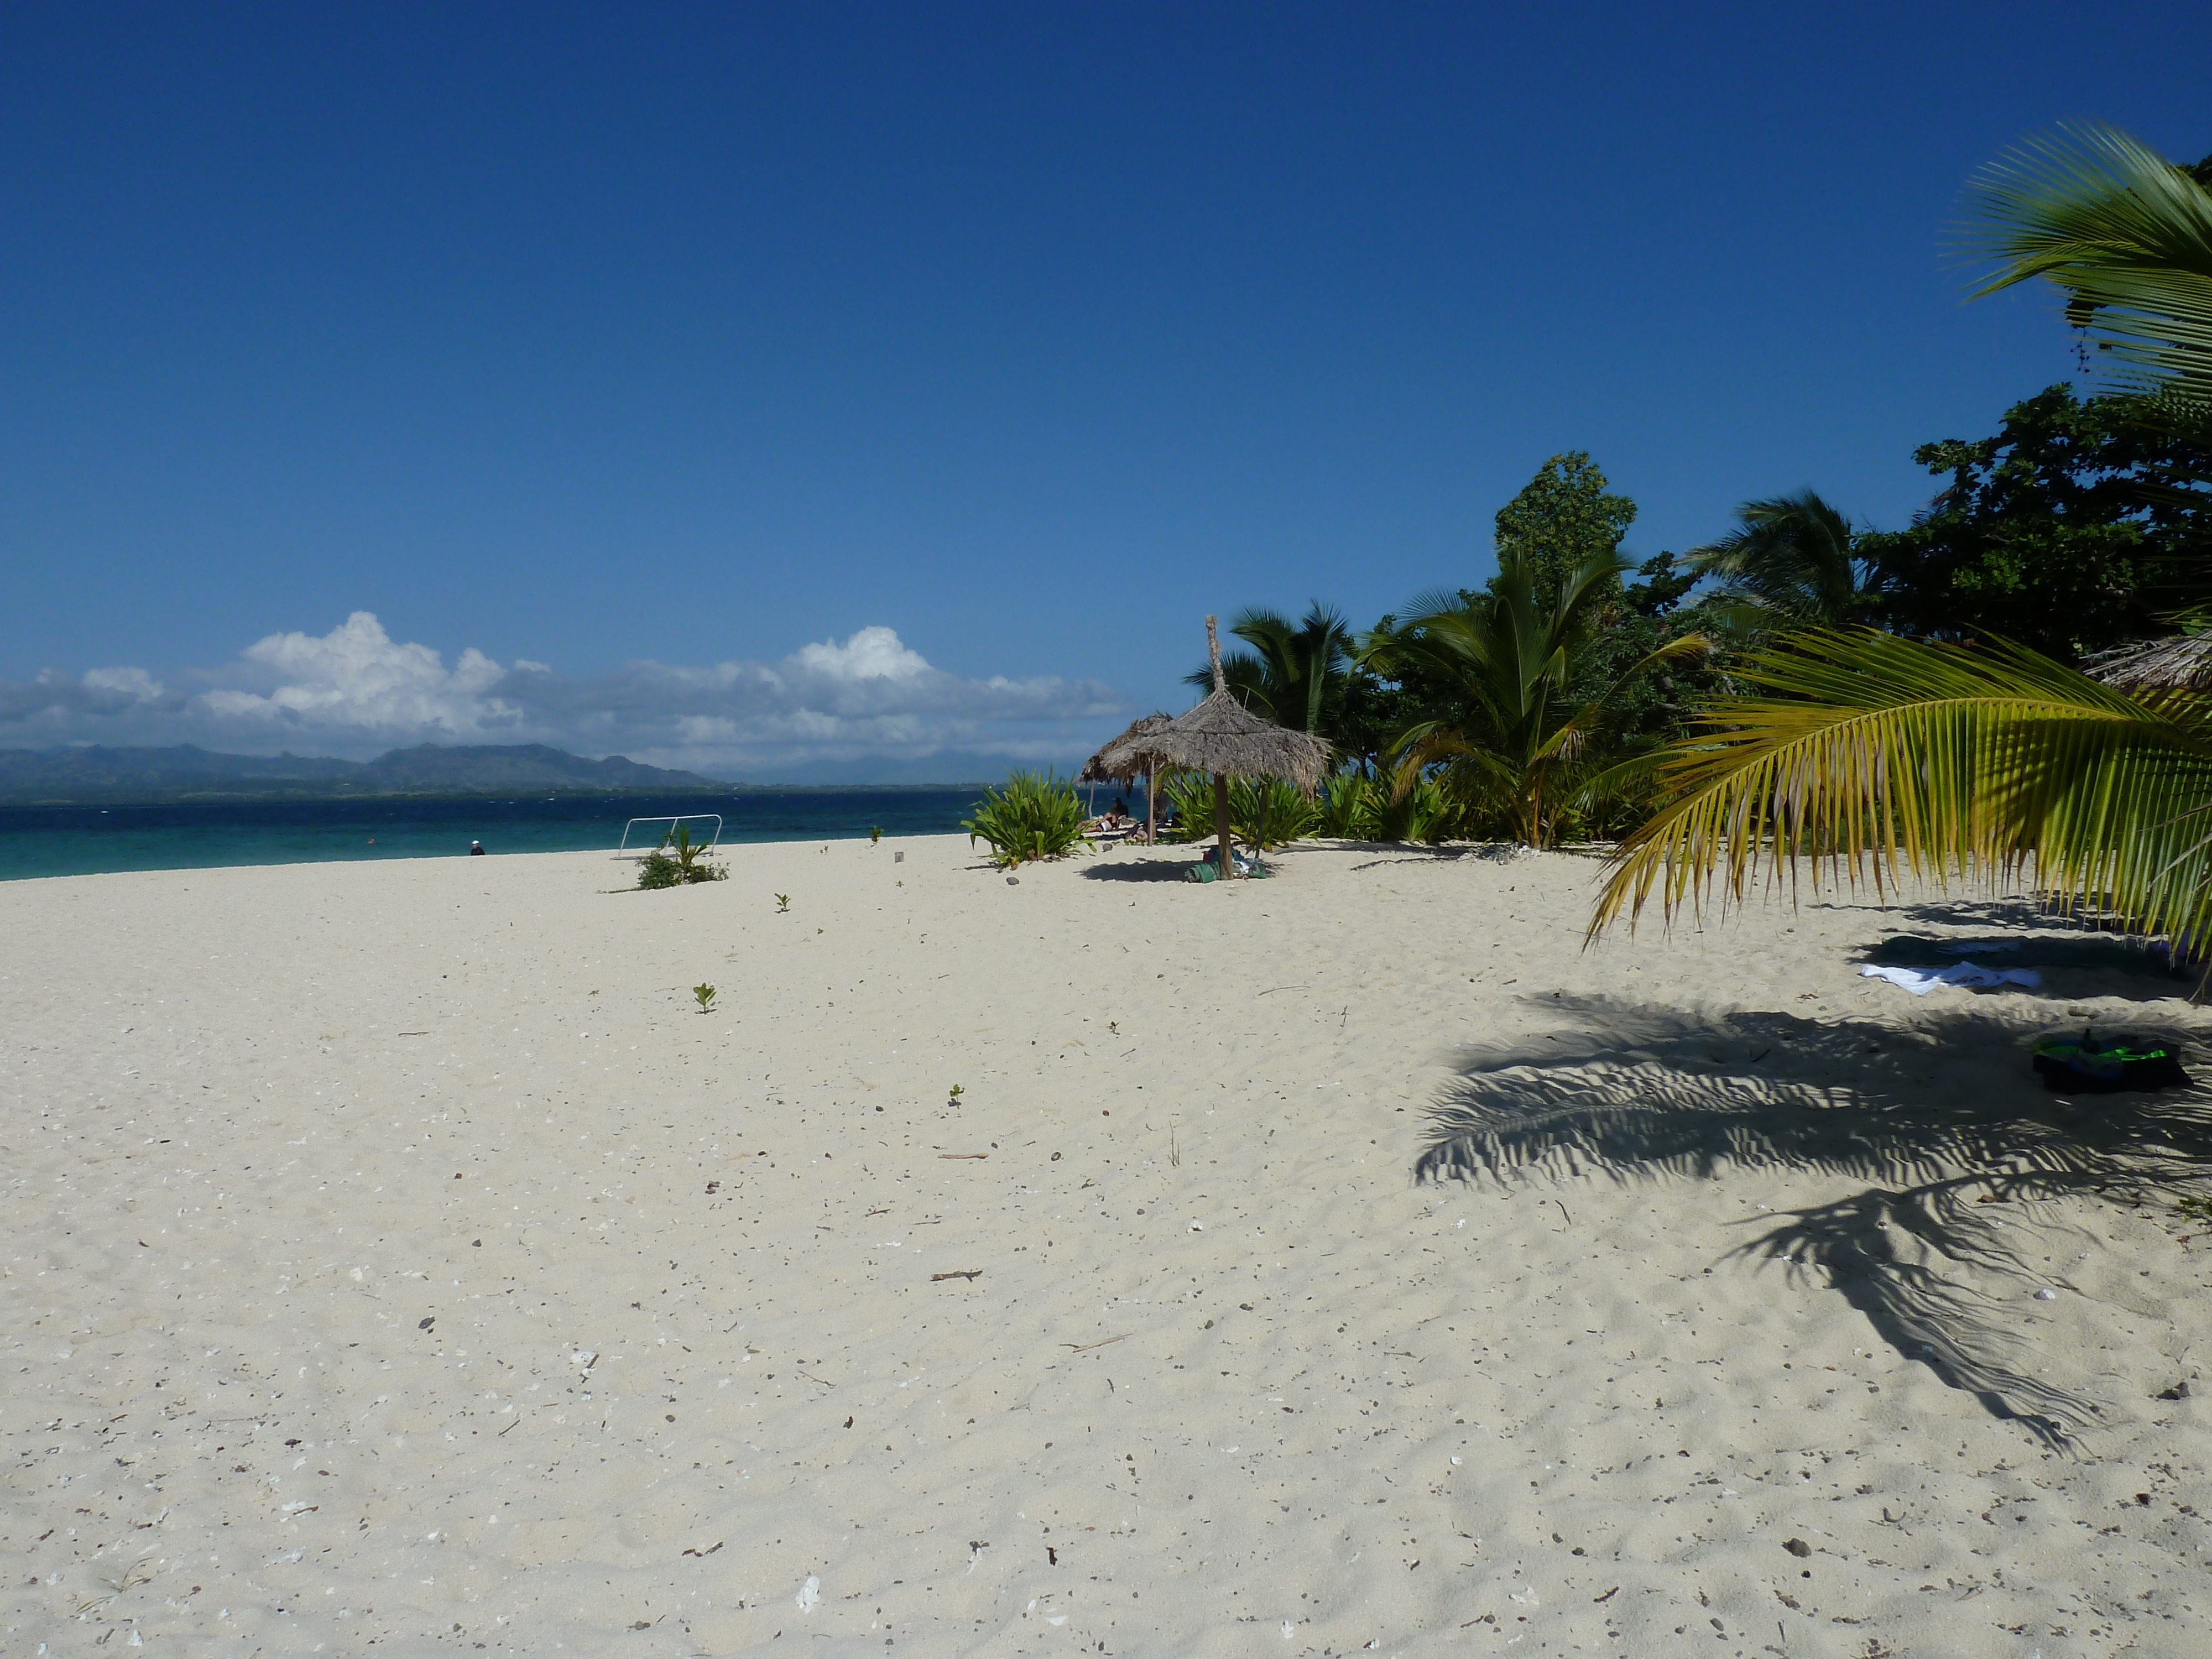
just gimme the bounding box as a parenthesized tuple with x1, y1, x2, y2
(1963, 121, 2212, 406)
(1588, 629, 2212, 938)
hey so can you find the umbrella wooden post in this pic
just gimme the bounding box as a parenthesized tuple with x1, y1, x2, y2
(1213, 772, 1234, 881)
(1206, 617, 1235, 880)
(1145, 769, 1156, 847)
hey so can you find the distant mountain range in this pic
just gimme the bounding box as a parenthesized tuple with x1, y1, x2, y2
(0, 743, 733, 803)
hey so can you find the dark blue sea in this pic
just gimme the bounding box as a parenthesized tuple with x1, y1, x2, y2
(0, 791, 1000, 882)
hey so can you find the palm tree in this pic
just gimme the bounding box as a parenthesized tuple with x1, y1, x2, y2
(1363, 551, 1708, 848)
(1964, 122, 2212, 409)
(1588, 628, 2212, 941)
(1587, 126, 2212, 940)
(1686, 489, 1882, 630)
(1184, 603, 1352, 734)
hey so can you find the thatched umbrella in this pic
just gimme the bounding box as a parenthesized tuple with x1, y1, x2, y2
(1130, 617, 1332, 881)
(1082, 712, 1176, 846)
(2085, 636, 2212, 694)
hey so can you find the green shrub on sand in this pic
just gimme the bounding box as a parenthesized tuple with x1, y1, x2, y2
(637, 824, 728, 889)
(963, 771, 1089, 868)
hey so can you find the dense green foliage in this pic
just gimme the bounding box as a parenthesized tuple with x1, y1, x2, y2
(1313, 770, 1456, 841)
(1860, 386, 2212, 659)
(1159, 773, 1321, 850)
(963, 771, 1090, 867)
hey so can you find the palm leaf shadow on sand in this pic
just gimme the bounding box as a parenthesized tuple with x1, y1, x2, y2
(1415, 995, 2212, 1449)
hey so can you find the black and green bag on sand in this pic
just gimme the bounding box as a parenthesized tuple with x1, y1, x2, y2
(2031, 1032, 2188, 1093)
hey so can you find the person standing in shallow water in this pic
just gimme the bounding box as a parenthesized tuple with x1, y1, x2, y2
(469, 841, 486, 855)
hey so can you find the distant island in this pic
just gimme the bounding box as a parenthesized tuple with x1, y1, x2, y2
(0, 743, 735, 805)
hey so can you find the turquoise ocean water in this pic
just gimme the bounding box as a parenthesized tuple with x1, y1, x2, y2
(0, 790, 1009, 882)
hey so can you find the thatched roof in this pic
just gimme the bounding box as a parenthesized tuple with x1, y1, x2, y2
(1099, 617, 1332, 792)
(2084, 635, 2212, 693)
(1081, 713, 1175, 783)
(1141, 686, 1333, 790)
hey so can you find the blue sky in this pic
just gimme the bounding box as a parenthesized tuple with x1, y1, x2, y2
(4, 2, 2210, 779)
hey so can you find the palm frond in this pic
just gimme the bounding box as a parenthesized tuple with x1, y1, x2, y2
(1589, 628, 2212, 938)
(1964, 121, 2212, 405)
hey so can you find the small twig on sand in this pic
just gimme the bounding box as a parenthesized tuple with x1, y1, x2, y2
(939, 1153, 989, 1160)
(1554, 1198, 1573, 1227)
(797, 1370, 834, 1389)
(932, 1270, 983, 1282)
(1257, 986, 1307, 995)
(1060, 1335, 1129, 1352)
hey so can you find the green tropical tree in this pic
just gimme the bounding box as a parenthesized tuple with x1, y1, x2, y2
(1589, 628, 2212, 942)
(1362, 551, 1709, 848)
(1856, 385, 2212, 660)
(1687, 489, 1883, 632)
(1494, 451, 1637, 598)
(1185, 602, 1353, 735)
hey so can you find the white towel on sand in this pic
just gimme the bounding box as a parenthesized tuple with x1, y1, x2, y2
(1860, 960, 2043, 995)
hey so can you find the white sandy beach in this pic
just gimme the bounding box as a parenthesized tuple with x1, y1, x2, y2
(4, 833, 2210, 1658)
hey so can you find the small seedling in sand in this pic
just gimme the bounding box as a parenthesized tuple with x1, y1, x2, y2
(948, 1083, 964, 1104)
(693, 983, 717, 1013)
(775, 893, 791, 912)
(1108, 1020, 1119, 1035)
(870, 825, 883, 846)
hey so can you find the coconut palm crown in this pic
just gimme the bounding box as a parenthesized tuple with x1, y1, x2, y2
(1686, 489, 1884, 632)
(1362, 550, 1708, 848)
(1183, 602, 1354, 735)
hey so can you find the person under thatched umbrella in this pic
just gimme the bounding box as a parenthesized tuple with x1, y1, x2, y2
(1133, 617, 1331, 881)
(2085, 635, 2212, 695)
(1082, 712, 1175, 846)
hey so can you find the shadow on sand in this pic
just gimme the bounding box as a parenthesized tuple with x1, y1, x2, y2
(1416, 994, 2212, 1448)
(1079, 852, 1199, 882)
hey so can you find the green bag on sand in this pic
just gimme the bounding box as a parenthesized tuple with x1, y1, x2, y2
(1186, 854, 1270, 882)
(2030, 1032, 2188, 1093)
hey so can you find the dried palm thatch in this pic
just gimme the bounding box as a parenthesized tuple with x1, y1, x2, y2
(1083, 711, 1176, 847)
(1138, 618, 1333, 880)
(1081, 713, 1175, 784)
(1145, 687, 1334, 791)
(2084, 635, 2212, 693)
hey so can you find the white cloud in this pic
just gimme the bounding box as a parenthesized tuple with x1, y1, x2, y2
(80, 666, 170, 701)
(0, 612, 1126, 779)
(791, 625, 930, 683)
(197, 612, 524, 736)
